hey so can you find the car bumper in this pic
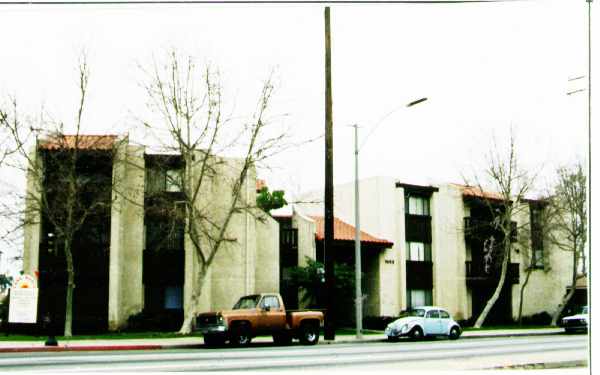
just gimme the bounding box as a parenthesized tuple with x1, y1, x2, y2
(197, 324, 228, 336)
(384, 327, 410, 338)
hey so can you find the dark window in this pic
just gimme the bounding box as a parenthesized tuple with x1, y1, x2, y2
(146, 168, 183, 194)
(439, 310, 450, 319)
(426, 310, 440, 319)
(530, 205, 544, 268)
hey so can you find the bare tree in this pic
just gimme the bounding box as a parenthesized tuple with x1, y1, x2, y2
(547, 162, 587, 326)
(140, 51, 285, 334)
(0, 56, 124, 337)
(465, 132, 536, 328)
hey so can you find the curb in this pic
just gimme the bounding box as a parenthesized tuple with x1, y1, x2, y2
(0, 331, 565, 353)
(0, 345, 163, 353)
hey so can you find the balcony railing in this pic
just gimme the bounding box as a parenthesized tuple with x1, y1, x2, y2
(464, 217, 518, 243)
(143, 250, 184, 285)
(465, 260, 519, 285)
(406, 261, 433, 289)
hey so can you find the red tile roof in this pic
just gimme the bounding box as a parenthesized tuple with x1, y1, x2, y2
(39, 135, 118, 151)
(310, 216, 393, 247)
(452, 183, 505, 201)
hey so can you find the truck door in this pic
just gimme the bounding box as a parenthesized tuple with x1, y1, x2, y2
(258, 295, 286, 333)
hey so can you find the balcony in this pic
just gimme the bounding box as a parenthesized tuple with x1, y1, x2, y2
(465, 261, 519, 286)
(464, 217, 517, 243)
(143, 250, 184, 285)
(406, 261, 433, 289)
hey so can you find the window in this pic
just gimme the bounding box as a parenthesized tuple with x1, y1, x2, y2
(164, 285, 183, 309)
(406, 195, 430, 216)
(146, 168, 183, 193)
(439, 310, 450, 319)
(261, 296, 280, 309)
(533, 249, 544, 268)
(530, 205, 544, 268)
(407, 288, 432, 308)
(166, 169, 182, 192)
(406, 242, 432, 262)
(426, 310, 440, 319)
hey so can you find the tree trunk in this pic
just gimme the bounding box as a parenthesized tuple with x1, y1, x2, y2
(63, 237, 75, 337)
(178, 269, 207, 334)
(517, 267, 533, 325)
(473, 240, 510, 329)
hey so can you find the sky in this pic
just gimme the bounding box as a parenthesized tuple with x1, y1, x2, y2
(0, 0, 596, 275)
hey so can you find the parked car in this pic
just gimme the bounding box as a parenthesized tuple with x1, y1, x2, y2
(384, 306, 461, 341)
(561, 306, 588, 333)
(194, 293, 324, 347)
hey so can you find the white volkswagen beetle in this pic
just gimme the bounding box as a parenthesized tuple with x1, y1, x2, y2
(384, 306, 461, 341)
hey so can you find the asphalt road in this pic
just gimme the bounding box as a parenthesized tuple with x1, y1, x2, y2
(0, 335, 588, 372)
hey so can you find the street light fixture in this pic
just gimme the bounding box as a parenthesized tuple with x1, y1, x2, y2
(352, 97, 427, 339)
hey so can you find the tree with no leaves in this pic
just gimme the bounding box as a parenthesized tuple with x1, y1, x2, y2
(547, 162, 587, 326)
(465, 132, 536, 329)
(0, 56, 125, 337)
(139, 51, 286, 334)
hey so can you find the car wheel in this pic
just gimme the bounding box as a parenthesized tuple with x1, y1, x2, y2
(449, 326, 461, 340)
(204, 334, 225, 347)
(409, 326, 423, 341)
(273, 332, 293, 346)
(230, 324, 252, 347)
(299, 323, 319, 345)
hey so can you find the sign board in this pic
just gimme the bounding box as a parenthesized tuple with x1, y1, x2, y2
(8, 274, 39, 324)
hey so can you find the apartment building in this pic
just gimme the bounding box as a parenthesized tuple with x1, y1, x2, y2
(21, 135, 279, 333)
(296, 176, 577, 323)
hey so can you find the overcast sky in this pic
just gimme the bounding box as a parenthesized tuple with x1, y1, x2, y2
(0, 0, 596, 274)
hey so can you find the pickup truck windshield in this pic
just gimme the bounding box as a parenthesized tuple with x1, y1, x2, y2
(233, 295, 261, 309)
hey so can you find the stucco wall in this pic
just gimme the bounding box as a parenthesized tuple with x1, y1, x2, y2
(22, 149, 42, 277)
(431, 184, 469, 320)
(255, 213, 280, 294)
(108, 144, 145, 330)
(293, 210, 316, 266)
(510, 203, 574, 319)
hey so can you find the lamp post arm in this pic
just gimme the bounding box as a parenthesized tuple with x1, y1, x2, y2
(358, 97, 427, 152)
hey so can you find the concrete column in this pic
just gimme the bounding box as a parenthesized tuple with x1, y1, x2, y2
(22, 149, 42, 276)
(108, 144, 145, 330)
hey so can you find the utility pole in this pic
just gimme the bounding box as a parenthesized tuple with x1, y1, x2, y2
(353, 124, 363, 339)
(324, 6, 335, 341)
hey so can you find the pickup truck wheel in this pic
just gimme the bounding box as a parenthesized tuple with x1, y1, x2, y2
(299, 323, 319, 345)
(230, 325, 252, 347)
(409, 326, 423, 341)
(273, 332, 293, 346)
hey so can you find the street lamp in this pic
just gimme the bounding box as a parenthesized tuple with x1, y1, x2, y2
(352, 97, 427, 339)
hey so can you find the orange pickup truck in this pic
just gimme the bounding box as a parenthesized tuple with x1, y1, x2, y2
(194, 293, 324, 347)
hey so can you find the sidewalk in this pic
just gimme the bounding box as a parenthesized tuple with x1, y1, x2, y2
(0, 328, 566, 353)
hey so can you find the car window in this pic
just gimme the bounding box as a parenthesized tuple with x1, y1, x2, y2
(233, 295, 260, 309)
(581, 306, 588, 314)
(426, 310, 440, 319)
(260, 296, 280, 309)
(439, 310, 450, 319)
